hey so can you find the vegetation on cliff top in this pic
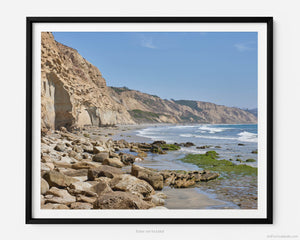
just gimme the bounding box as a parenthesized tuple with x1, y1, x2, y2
(128, 109, 168, 123)
(174, 99, 203, 112)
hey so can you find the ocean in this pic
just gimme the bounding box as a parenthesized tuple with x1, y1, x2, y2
(136, 124, 258, 166)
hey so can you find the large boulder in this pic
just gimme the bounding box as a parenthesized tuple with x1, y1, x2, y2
(150, 144, 166, 154)
(76, 194, 97, 204)
(93, 191, 154, 209)
(89, 179, 113, 196)
(70, 202, 93, 209)
(43, 170, 79, 188)
(41, 203, 69, 209)
(199, 171, 219, 181)
(131, 165, 164, 190)
(92, 152, 109, 162)
(63, 169, 88, 177)
(102, 158, 124, 168)
(41, 178, 49, 195)
(93, 146, 106, 154)
(71, 161, 100, 170)
(69, 181, 92, 191)
(110, 174, 155, 197)
(119, 153, 136, 165)
(87, 165, 122, 180)
(45, 187, 76, 205)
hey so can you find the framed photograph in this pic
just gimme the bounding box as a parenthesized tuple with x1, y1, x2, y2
(26, 17, 273, 224)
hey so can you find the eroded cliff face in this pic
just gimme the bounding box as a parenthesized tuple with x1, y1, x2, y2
(41, 32, 135, 130)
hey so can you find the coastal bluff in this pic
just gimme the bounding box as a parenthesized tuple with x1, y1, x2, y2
(41, 32, 257, 130)
(41, 32, 134, 130)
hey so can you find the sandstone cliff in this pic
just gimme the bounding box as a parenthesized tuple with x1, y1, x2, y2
(109, 87, 257, 124)
(41, 32, 134, 130)
(41, 32, 257, 129)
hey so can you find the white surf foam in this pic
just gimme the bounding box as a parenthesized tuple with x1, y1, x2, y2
(180, 133, 235, 140)
(197, 125, 230, 134)
(237, 131, 258, 143)
(167, 125, 196, 129)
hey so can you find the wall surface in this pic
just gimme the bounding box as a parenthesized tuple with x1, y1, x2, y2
(0, 0, 299, 239)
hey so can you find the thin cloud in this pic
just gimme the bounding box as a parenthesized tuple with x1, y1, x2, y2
(234, 41, 256, 52)
(140, 36, 157, 49)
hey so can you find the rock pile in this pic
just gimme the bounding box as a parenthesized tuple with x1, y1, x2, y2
(40, 129, 219, 209)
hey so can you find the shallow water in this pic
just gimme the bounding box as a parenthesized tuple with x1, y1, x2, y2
(162, 187, 238, 209)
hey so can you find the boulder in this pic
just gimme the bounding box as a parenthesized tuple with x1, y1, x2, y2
(43, 170, 79, 188)
(53, 161, 73, 169)
(82, 144, 94, 153)
(109, 151, 119, 158)
(87, 165, 122, 180)
(70, 202, 93, 209)
(102, 158, 124, 168)
(72, 145, 83, 153)
(90, 179, 113, 196)
(149, 195, 165, 206)
(119, 153, 136, 165)
(59, 156, 76, 164)
(44, 162, 55, 171)
(110, 174, 154, 197)
(41, 203, 69, 209)
(68, 188, 97, 198)
(45, 187, 76, 205)
(41, 155, 53, 163)
(173, 177, 195, 188)
(63, 169, 88, 177)
(69, 182, 92, 191)
(152, 140, 166, 145)
(54, 143, 66, 152)
(199, 171, 219, 181)
(71, 161, 99, 170)
(131, 165, 164, 190)
(184, 142, 195, 147)
(41, 178, 49, 195)
(92, 152, 109, 162)
(150, 144, 166, 154)
(76, 194, 97, 204)
(41, 162, 51, 171)
(93, 146, 106, 154)
(93, 191, 154, 209)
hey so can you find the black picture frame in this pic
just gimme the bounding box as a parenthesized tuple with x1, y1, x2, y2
(26, 16, 273, 224)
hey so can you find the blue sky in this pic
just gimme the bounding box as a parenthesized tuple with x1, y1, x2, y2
(53, 32, 257, 109)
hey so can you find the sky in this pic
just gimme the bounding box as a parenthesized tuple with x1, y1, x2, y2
(53, 32, 257, 109)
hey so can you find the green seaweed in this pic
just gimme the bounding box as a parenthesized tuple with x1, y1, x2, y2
(161, 144, 181, 151)
(246, 159, 256, 162)
(179, 152, 257, 176)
